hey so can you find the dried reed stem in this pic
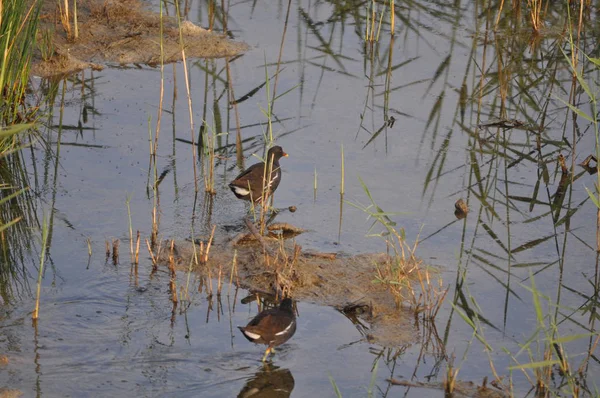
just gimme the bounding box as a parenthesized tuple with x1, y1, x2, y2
(145, 238, 157, 269)
(169, 240, 178, 304)
(203, 225, 216, 263)
(112, 239, 119, 265)
(228, 249, 238, 295)
(135, 231, 140, 264)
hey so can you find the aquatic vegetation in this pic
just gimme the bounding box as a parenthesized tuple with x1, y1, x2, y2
(348, 178, 448, 319)
(0, 0, 41, 125)
(2, 0, 600, 396)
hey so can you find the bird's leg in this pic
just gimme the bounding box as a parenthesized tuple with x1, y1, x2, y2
(262, 347, 272, 362)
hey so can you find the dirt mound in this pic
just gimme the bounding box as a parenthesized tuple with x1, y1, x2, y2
(33, 0, 247, 77)
(162, 234, 418, 348)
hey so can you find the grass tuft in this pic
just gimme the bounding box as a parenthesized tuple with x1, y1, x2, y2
(348, 177, 447, 318)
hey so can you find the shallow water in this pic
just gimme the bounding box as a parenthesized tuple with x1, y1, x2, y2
(1, 0, 599, 396)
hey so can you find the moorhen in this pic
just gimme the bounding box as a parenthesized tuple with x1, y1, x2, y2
(229, 146, 288, 204)
(238, 298, 296, 362)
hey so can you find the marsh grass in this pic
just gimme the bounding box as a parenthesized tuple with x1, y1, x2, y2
(364, 0, 384, 43)
(559, 21, 599, 216)
(173, 0, 199, 193)
(38, 27, 55, 62)
(0, 0, 42, 125)
(527, 0, 545, 33)
(452, 272, 599, 397)
(348, 178, 447, 318)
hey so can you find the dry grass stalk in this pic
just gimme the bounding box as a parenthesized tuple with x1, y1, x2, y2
(365, 2, 385, 43)
(494, 0, 506, 28)
(206, 268, 213, 298)
(269, 237, 300, 298)
(73, 0, 78, 39)
(444, 354, 458, 394)
(126, 195, 134, 262)
(203, 225, 216, 263)
(533, 347, 552, 396)
(188, 226, 218, 297)
(217, 261, 223, 296)
(145, 238, 157, 270)
(375, 230, 447, 318)
(366, 2, 375, 42)
(208, 0, 215, 31)
(112, 239, 120, 265)
(197, 237, 213, 298)
(228, 249, 239, 295)
(58, 0, 72, 41)
(135, 230, 141, 264)
(169, 240, 178, 304)
(389, 0, 395, 34)
(151, 205, 158, 247)
(527, 0, 544, 33)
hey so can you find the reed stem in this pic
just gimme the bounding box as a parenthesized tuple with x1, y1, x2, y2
(32, 211, 49, 321)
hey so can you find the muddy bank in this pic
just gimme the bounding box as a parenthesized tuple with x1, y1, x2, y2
(33, 0, 247, 77)
(161, 230, 418, 348)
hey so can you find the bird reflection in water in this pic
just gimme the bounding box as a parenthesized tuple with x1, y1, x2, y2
(238, 363, 294, 398)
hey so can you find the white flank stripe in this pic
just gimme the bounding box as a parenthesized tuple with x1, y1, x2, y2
(275, 321, 294, 336)
(243, 331, 262, 340)
(233, 186, 250, 196)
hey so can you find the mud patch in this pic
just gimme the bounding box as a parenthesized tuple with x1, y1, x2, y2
(161, 235, 418, 348)
(33, 0, 247, 77)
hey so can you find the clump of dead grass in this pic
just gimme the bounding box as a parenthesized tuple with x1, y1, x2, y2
(376, 235, 447, 320)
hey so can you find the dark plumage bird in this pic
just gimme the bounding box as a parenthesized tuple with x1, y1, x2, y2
(229, 146, 288, 204)
(238, 298, 296, 362)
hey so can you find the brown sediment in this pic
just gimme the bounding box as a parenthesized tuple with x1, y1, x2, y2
(161, 233, 418, 347)
(32, 0, 248, 78)
(0, 389, 24, 398)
